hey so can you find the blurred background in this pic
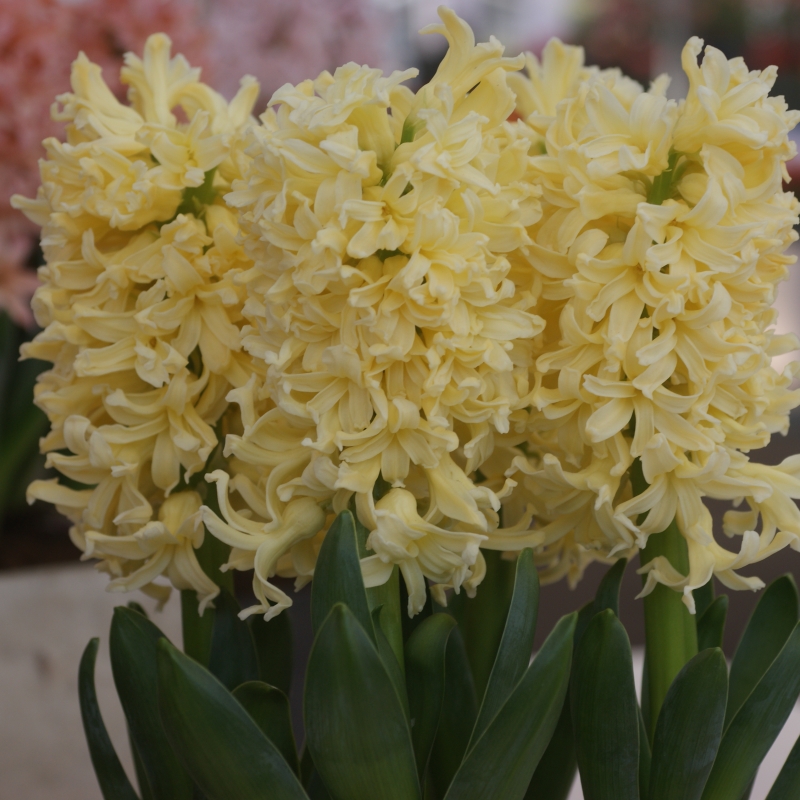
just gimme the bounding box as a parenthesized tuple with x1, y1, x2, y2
(2, 0, 800, 797)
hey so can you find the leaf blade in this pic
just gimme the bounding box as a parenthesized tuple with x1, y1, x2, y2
(726, 575, 798, 726)
(305, 604, 420, 800)
(471, 549, 539, 745)
(444, 612, 576, 800)
(208, 589, 260, 691)
(405, 613, 457, 779)
(648, 648, 727, 800)
(311, 510, 374, 643)
(109, 607, 193, 800)
(702, 623, 800, 800)
(78, 638, 140, 800)
(429, 626, 479, 798)
(696, 596, 728, 652)
(571, 609, 639, 800)
(232, 681, 299, 775)
(766, 730, 800, 799)
(156, 639, 307, 800)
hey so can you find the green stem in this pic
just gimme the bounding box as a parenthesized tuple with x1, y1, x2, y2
(631, 459, 697, 740)
(181, 489, 233, 665)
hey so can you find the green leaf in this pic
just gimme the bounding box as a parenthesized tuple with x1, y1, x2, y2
(573, 601, 597, 655)
(594, 559, 627, 617)
(311, 510, 374, 643)
(458, 549, 515, 699)
(470, 549, 539, 746)
(767, 730, 800, 799)
(373, 605, 410, 717)
(109, 607, 192, 800)
(429, 626, 479, 798)
(648, 648, 727, 800)
(696, 596, 728, 652)
(726, 575, 799, 726)
(702, 623, 800, 800)
(208, 589, 260, 691)
(571, 609, 639, 800)
(305, 604, 420, 800)
(131, 740, 155, 800)
(525, 602, 594, 799)
(127, 601, 148, 617)
(525, 697, 576, 800)
(444, 612, 577, 800)
(156, 639, 307, 800)
(249, 609, 293, 696)
(405, 613, 458, 779)
(693, 580, 715, 621)
(78, 638, 140, 800)
(180, 590, 215, 668)
(233, 681, 299, 775)
(639, 710, 651, 800)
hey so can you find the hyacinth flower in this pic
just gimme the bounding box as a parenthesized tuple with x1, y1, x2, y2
(203, 8, 546, 618)
(17, 11, 800, 800)
(12, 35, 260, 610)
(500, 36, 800, 725)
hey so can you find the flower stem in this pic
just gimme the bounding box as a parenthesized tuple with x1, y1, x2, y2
(631, 459, 697, 740)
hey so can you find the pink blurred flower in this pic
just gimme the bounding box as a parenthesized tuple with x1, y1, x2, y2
(0, 220, 39, 327)
(207, 0, 386, 108)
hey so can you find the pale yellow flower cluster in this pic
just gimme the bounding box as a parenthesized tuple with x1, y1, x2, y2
(503, 38, 800, 610)
(19, 12, 800, 618)
(202, 9, 545, 617)
(12, 35, 259, 609)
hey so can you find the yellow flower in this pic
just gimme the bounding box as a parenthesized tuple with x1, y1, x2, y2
(505, 37, 800, 610)
(204, 8, 544, 617)
(14, 35, 259, 608)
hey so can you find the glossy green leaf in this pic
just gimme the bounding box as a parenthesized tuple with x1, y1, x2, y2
(131, 741, 155, 800)
(369, 564, 405, 668)
(109, 607, 192, 800)
(693, 580, 715, 621)
(156, 639, 307, 800)
(233, 681, 298, 775)
(311, 510, 374, 643)
(470, 549, 539, 746)
(571, 609, 639, 800)
(702, 623, 800, 800)
(429, 626, 479, 798)
(594, 559, 627, 617)
(639, 709, 651, 800)
(766, 729, 800, 799)
(180, 590, 215, 668)
(459, 550, 515, 698)
(573, 601, 597, 655)
(299, 747, 333, 800)
(208, 589, 259, 691)
(306, 772, 333, 800)
(372, 605, 409, 717)
(405, 613, 457, 779)
(444, 612, 577, 800)
(249, 610, 292, 695)
(127, 601, 148, 617)
(696, 596, 728, 652)
(525, 602, 594, 799)
(305, 604, 420, 800)
(525, 697, 575, 800)
(78, 638, 140, 800)
(648, 648, 727, 800)
(727, 575, 798, 726)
